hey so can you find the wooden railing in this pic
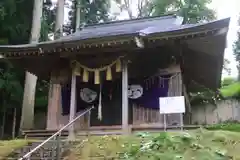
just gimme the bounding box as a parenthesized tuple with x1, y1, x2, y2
(132, 105, 164, 126)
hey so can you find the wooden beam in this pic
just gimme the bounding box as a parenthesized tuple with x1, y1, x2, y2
(46, 81, 61, 130)
(122, 59, 129, 134)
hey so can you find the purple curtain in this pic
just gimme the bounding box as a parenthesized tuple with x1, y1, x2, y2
(61, 83, 71, 115)
(130, 75, 170, 109)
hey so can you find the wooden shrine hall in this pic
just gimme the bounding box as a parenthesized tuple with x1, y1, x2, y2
(0, 15, 230, 134)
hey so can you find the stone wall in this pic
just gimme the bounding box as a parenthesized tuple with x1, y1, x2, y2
(191, 100, 240, 125)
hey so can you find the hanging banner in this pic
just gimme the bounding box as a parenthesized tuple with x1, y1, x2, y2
(128, 84, 143, 99)
(80, 88, 97, 103)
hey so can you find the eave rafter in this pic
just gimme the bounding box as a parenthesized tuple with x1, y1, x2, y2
(1, 27, 222, 58)
(1, 38, 137, 58)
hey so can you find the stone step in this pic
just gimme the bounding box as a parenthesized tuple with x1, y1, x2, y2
(22, 126, 123, 139)
(22, 125, 201, 139)
(10, 140, 82, 159)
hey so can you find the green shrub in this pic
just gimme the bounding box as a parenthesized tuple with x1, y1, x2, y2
(120, 132, 230, 160)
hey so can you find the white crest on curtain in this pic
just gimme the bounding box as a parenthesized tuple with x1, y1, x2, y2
(128, 85, 143, 99)
(80, 88, 97, 103)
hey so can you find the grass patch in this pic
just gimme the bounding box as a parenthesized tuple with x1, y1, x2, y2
(70, 135, 145, 159)
(67, 130, 240, 160)
(206, 122, 240, 132)
(0, 139, 30, 159)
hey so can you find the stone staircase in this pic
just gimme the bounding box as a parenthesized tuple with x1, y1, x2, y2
(21, 125, 201, 139)
(8, 140, 82, 159)
(9, 127, 122, 159)
(7, 107, 93, 159)
(22, 126, 123, 139)
(8, 125, 201, 159)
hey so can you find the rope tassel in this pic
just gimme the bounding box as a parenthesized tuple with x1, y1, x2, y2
(73, 66, 81, 76)
(83, 69, 89, 82)
(106, 66, 112, 81)
(116, 59, 121, 72)
(94, 70, 100, 84)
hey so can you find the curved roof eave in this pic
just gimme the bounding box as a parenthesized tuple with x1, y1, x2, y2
(139, 17, 230, 40)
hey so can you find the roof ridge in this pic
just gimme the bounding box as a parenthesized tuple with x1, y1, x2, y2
(78, 14, 177, 30)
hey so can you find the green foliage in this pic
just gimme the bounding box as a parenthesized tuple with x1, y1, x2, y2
(219, 77, 240, 100)
(223, 59, 231, 76)
(234, 36, 240, 67)
(189, 89, 221, 105)
(219, 77, 240, 99)
(220, 82, 240, 99)
(120, 132, 230, 159)
(40, 0, 56, 41)
(35, 80, 49, 108)
(0, 60, 24, 109)
(68, 0, 111, 33)
(0, 0, 54, 43)
(221, 77, 236, 87)
(114, 0, 216, 24)
(69, 131, 240, 159)
(0, 0, 33, 45)
(151, 0, 216, 24)
(190, 77, 238, 105)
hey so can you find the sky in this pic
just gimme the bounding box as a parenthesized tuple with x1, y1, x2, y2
(53, 0, 240, 78)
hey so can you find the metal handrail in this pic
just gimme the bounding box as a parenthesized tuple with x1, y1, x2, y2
(19, 106, 94, 160)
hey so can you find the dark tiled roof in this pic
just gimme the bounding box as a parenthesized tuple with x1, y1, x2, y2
(45, 15, 183, 43)
(0, 16, 230, 49)
(0, 15, 182, 49)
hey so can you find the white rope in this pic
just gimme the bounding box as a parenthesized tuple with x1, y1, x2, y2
(98, 81, 102, 120)
(71, 55, 125, 72)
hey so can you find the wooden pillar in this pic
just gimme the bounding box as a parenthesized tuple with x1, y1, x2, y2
(183, 84, 192, 124)
(122, 60, 129, 134)
(20, 73, 37, 130)
(46, 75, 62, 130)
(68, 72, 76, 140)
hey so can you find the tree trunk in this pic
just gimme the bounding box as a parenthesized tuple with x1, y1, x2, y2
(75, 0, 81, 31)
(1, 107, 6, 139)
(68, 0, 81, 140)
(54, 0, 65, 39)
(20, 0, 43, 130)
(12, 108, 17, 139)
(47, 0, 65, 130)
